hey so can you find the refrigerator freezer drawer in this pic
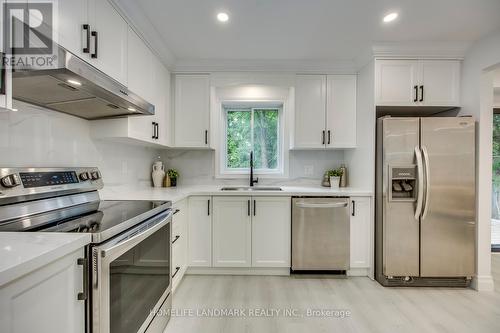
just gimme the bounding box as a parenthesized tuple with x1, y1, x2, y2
(291, 197, 350, 271)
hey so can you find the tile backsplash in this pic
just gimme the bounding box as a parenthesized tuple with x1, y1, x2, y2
(0, 101, 160, 187)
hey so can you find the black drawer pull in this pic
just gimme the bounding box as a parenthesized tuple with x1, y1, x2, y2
(172, 266, 181, 278)
(172, 235, 180, 244)
(91, 31, 98, 58)
(173, 209, 180, 215)
(82, 24, 90, 53)
(352, 200, 355, 216)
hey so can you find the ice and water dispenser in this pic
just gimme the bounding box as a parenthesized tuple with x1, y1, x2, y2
(388, 166, 417, 201)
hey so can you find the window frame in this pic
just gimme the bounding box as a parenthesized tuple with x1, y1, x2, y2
(220, 102, 284, 177)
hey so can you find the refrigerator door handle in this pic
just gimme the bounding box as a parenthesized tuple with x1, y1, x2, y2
(414, 146, 424, 219)
(421, 145, 431, 220)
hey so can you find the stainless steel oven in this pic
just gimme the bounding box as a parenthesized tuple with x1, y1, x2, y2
(91, 209, 172, 333)
(0, 167, 173, 333)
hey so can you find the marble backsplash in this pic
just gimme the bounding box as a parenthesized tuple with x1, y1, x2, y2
(161, 149, 348, 186)
(0, 101, 161, 187)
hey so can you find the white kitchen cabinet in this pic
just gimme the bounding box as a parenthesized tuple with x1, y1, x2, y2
(91, 48, 171, 146)
(127, 27, 154, 102)
(419, 60, 460, 106)
(349, 197, 372, 269)
(326, 75, 357, 148)
(172, 199, 188, 292)
(87, 0, 128, 85)
(173, 74, 210, 148)
(50, 0, 88, 59)
(188, 196, 212, 267)
(212, 196, 252, 267)
(375, 59, 460, 107)
(251, 197, 291, 267)
(0, 249, 85, 333)
(294, 74, 357, 149)
(294, 75, 327, 149)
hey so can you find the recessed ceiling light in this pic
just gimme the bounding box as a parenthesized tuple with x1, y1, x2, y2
(383, 12, 398, 23)
(217, 12, 229, 23)
(11, 108, 18, 112)
(67, 79, 82, 86)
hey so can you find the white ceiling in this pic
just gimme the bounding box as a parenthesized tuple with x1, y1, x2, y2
(115, 0, 500, 70)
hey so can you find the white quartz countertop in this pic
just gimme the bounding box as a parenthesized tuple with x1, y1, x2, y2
(0, 233, 91, 287)
(99, 184, 373, 203)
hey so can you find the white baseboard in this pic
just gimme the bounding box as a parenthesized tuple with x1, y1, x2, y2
(347, 268, 370, 277)
(471, 275, 495, 291)
(186, 267, 290, 276)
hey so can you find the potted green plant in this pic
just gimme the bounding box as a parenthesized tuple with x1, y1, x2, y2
(167, 169, 179, 187)
(327, 168, 343, 189)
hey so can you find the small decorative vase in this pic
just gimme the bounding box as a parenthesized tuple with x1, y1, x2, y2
(330, 176, 340, 189)
(163, 175, 171, 187)
(171, 178, 177, 187)
(152, 161, 165, 188)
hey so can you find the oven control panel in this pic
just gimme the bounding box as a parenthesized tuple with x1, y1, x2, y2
(0, 167, 103, 203)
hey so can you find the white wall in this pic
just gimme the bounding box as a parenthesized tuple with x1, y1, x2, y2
(459, 28, 500, 291)
(0, 101, 160, 187)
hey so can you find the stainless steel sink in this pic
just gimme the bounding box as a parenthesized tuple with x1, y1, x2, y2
(220, 186, 283, 191)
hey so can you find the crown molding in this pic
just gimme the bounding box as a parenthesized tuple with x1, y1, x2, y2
(372, 41, 469, 60)
(110, 0, 176, 69)
(172, 59, 359, 74)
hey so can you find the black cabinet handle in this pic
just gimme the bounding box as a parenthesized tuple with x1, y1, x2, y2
(253, 200, 256, 216)
(247, 200, 250, 216)
(91, 31, 98, 58)
(207, 199, 210, 216)
(414, 85, 418, 102)
(205, 130, 208, 145)
(173, 209, 180, 215)
(82, 24, 90, 53)
(327, 130, 331, 145)
(352, 200, 355, 216)
(172, 235, 180, 244)
(322, 130, 325, 145)
(77, 258, 88, 301)
(172, 266, 181, 278)
(155, 123, 159, 139)
(419, 85, 424, 102)
(152, 122, 156, 139)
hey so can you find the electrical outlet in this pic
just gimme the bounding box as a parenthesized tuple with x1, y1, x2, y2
(304, 165, 314, 176)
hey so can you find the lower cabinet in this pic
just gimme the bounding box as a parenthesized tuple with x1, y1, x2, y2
(212, 196, 252, 267)
(0, 249, 85, 333)
(251, 197, 291, 267)
(172, 199, 188, 292)
(349, 197, 372, 270)
(187, 196, 212, 267)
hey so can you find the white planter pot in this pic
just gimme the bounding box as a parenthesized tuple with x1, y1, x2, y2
(330, 176, 340, 189)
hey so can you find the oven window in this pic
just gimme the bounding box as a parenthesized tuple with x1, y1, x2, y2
(109, 223, 170, 333)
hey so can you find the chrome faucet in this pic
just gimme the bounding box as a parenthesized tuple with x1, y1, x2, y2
(249, 151, 259, 187)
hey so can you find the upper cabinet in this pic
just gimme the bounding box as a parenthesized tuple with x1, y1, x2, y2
(375, 59, 460, 107)
(87, 0, 128, 85)
(173, 74, 211, 148)
(293, 74, 356, 149)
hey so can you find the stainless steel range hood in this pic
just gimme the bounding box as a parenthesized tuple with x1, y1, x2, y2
(12, 46, 154, 120)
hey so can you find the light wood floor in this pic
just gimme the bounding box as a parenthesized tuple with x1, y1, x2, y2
(165, 258, 500, 333)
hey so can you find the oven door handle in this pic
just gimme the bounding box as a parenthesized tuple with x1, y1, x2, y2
(100, 210, 172, 258)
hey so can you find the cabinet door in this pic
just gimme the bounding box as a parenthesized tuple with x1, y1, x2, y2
(174, 74, 210, 147)
(55, 0, 88, 59)
(153, 58, 171, 146)
(326, 75, 357, 148)
(252, 197, 291, 267)
(0, 249, 85, 333)
(172, 199, 188, 292)
(188, 196, 212, 267)
(420, 60, 460, 107)
(375, 60, 419, 106)
(88, 0, 128, 85)
(294, 75, 326, 148)
(350, 197, 371, 268)
(212, 196, 252, 267)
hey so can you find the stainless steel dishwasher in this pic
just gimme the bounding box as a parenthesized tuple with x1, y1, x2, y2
(292, 197, 350, 272)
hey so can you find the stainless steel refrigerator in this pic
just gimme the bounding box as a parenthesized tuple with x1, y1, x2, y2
(375, 116, 475, 287)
